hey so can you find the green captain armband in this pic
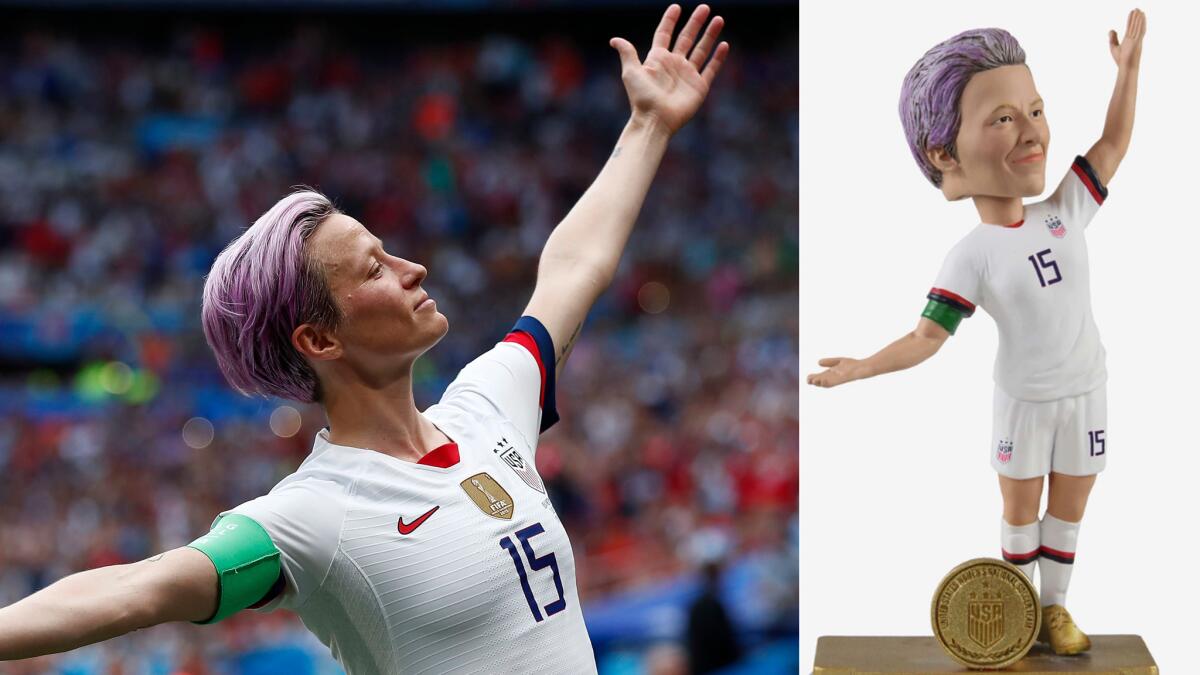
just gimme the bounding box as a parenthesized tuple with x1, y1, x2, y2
(187, 513, 282, 624)
(921, 299, 966, 335)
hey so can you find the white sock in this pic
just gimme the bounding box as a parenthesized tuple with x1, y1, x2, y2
(1001, 518, 1040, 582)
(1039, 513, 1080, 607)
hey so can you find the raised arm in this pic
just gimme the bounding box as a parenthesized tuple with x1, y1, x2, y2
(1084, 8, 1146, 186)
(0, 547, 216, 661)
(807, 318, 950, 388)
(523, 4, 729, 376)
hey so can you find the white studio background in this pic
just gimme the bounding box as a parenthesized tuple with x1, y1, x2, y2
(799, 0, 1197, 671)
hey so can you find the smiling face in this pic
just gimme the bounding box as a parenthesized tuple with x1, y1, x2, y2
(299, 213, 449, 385)
(935, 64, 1049, 200)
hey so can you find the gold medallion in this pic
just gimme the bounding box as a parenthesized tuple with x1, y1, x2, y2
(460, 472, 515, 520)
(931, 558, 1040, 670)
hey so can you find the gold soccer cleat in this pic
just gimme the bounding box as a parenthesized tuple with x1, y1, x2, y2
(1038, 605, 1092, 655)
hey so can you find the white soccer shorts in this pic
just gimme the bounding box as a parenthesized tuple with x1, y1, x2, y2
(990, 384, 1107, 479)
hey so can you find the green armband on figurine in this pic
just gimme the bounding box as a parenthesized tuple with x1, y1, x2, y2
(922, 299, 966, 335)
(922, 289, 975, 335)
(187, 513, 283, 624)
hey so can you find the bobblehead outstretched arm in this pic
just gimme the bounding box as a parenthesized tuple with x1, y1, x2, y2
(807, 318, 950, 388)
(0, 547, 216, 660)
(523, 4, 729, 377)
(1084, 8, 1145, 186)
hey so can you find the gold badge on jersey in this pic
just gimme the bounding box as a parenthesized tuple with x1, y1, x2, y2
(461, 472, 514, 520)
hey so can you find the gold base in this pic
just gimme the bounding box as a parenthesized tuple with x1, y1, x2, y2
(813, 635, 1156, 674)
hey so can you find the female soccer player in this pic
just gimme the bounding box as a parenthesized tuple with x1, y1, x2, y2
(808, 10, 1144, 656)
(0, 5, 728, 672)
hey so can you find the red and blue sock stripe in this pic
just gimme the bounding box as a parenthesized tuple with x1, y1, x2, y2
(1002, 548, 1040, 567)
(1038, 545, 1075, 565)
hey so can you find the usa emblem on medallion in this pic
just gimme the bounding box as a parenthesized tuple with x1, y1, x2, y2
(461, 472, 515, 520)
(932, 558, 1039, 670)
(1045, 214, 1066, 238)
(493, 437, 545, 493)
(967, 590, 1004, 649)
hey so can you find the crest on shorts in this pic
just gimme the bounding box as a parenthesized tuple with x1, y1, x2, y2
(493, 437, 545, 493)
(967, 588, 1005, 648)
(997, 439, 1013, 464)
(461, 472, 514, 520)
(1045, 214, 1066, 238)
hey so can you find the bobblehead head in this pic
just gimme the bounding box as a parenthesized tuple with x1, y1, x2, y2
(900, 29, 1049, 202)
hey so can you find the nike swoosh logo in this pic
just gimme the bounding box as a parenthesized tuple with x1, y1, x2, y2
(398, 506, 440, 535)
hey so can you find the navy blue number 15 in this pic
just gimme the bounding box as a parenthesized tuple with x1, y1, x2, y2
(1028, 248, 1062, 287)
(500, 522, 566, 622)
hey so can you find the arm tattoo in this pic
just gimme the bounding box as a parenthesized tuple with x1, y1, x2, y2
(557, 322, 583, 376)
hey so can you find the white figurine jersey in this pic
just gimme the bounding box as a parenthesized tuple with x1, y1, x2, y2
(217, 318, 597, 674)
(930, 156, 1109, 401)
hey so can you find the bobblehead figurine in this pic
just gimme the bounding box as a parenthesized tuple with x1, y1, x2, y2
(808, 10, 1146, 656)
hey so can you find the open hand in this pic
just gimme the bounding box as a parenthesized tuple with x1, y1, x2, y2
(807, 357, 864, 388)
(1109, 9, 1146, 70)
(610, 4, 730, 135)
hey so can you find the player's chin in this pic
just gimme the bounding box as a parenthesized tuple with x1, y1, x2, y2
(433, 311, 449, 336)
(1008, 167, 1045, 196)
(421, 311, 450, 343)
(395, 318, 449, 360)
(1021, 175, 1046, 197)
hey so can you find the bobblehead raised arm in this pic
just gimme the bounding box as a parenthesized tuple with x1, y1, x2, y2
(1084, 8, 1145, 186)
(523, 4, 729, 376)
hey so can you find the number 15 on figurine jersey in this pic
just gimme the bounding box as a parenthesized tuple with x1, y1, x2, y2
(923, 155, 1108, 403)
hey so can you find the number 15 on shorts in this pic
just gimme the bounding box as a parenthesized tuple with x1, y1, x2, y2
(1088, 429, 1106, 457)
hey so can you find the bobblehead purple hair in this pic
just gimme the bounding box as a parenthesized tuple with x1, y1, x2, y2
(202, 190, 343, 403)
(899, 28, 1027, 188)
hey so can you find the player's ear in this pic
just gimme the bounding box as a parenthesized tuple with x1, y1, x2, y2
(926, 146, 960, 175)
(292, 323, 342, 361)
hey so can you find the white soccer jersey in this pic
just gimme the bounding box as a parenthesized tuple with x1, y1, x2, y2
(217, 317, 597, 675)
(929, 155, 1109, 402)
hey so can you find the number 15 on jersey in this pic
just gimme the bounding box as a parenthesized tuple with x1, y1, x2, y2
(500, 522, 567, 622)
(1028, 248, 1062, 288)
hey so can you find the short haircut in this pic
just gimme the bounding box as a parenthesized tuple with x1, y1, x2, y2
(202, 189, 342, 403)
(899, 28, 1027, 187)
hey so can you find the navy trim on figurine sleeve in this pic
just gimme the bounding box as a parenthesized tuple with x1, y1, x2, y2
(1071, 155, 1108, 204)
(927, 288, 976, 317)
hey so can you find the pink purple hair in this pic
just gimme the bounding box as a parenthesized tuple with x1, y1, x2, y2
(899, 28, 1026, 187)
(202, 190, 342, 403)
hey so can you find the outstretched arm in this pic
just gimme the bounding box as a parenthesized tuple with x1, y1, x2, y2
(807, 318, 950, 388)
(523, 4, 729, 376)
(1084, 8, 1146, 186)
(0, 547, 216, 660)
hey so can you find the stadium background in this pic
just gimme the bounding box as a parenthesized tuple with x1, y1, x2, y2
(0, 1, 797, 673)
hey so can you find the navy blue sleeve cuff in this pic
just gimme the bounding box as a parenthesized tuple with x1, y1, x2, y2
(511, 315, 559, 432)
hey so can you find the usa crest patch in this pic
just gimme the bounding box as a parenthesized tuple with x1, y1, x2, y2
(1045, 214, 1066, 238)
(997, 439, 1013, 464)
(493, 437, 545, 493)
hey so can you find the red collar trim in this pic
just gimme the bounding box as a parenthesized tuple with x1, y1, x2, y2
(1002, 219, 1024, 228)
(418, 442, 460, 468)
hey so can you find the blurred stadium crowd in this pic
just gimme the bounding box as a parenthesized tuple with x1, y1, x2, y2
(0, 8, 796, 674)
